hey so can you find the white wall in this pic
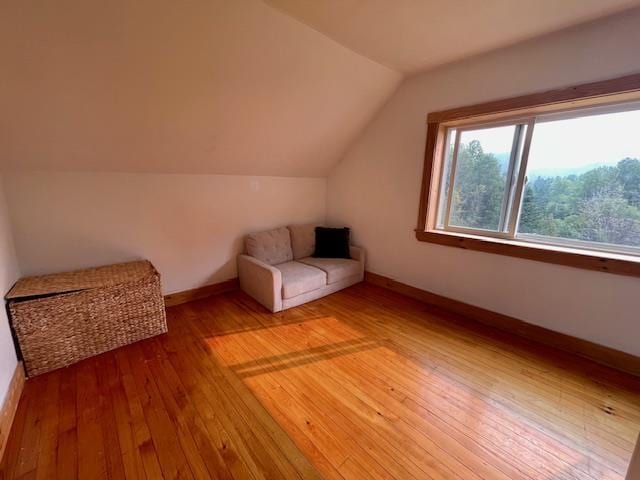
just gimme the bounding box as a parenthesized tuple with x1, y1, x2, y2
(327, 10, 640, 356)
(3, 173, 325, 294)
(0, 0, 400, 177)
(0, 176, 20, 405)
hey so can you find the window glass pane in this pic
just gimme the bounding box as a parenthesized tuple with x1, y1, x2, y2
(448, 125, 516, 231)
(517, 108, 640, 249)
(436, 129, 456, 228)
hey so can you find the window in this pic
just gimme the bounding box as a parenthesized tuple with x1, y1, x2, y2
(519, 107, 640, 252)
(436, 106, 640, 253)
(437, 122, 530, 234)
(416, 74, 640, 276)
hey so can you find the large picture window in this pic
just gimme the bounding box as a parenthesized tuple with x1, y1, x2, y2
(416, 74, 640, 276)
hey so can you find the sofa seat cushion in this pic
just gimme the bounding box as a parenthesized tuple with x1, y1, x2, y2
(275, 261, 327, 299)
(298, 257, 360, 284)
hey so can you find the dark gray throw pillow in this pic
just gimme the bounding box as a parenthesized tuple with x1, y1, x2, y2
(313, 227, 351, 259)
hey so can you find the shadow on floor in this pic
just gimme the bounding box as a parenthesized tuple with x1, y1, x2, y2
(229, 337, 380, 378)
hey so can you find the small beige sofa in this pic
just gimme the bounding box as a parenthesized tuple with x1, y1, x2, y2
(238, 225, 364, 312)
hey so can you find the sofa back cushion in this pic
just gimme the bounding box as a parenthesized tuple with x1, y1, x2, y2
(288, 224, 318, 259)
(245, 227, 293, 265)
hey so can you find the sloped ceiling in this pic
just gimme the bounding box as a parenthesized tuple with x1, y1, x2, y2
(0, 0, 401, 176)
(266, 0, 640, 73)
(2, 1, 637, 177)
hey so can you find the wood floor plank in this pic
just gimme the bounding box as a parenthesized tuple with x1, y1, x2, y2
(94, 357, 127, 480)
(203, 301, 471, 480)
(300, 304, 621, 479)
(302, 318, 609, 480)
(175, 305, 321, 480)
(217, 302, 519, 480)
(76, 360, 108, 480)
(34, 370, 60, 480)
(56, 366, 78, 480)
(157, 306, 293, 480)
(159, 338, 265, 480)
(358, 287, 640, 424)
(194, 306, 352, 480)
(95, 353, 148, 480)
(217, 331, 414, 480)
(198, 300, 431, 480)
(112, 349, 165, 480)
(319, 290, 636, 473)
(1, 283, 639, 480)
(122, 344, 196, 480)
(1, 377, 42, 479)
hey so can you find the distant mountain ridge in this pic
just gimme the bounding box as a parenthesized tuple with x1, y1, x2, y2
(526, 163, 609, 179)
(492, 152, 609, 178)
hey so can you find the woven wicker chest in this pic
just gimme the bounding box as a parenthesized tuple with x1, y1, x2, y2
(6, 260, 167, 377)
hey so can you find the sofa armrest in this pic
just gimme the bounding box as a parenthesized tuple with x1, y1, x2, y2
(237, 255, 283, 312)
(349, 246, 366, 277)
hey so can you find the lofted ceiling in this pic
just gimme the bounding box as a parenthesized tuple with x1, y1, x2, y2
(266, 0, 640, 73)
(0, 0, 400, 176)
(1, 0, 637, 176)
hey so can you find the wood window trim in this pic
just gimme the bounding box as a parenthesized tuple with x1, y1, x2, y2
(415, 73, 640, 278)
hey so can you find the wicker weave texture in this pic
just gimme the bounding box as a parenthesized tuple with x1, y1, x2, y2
(7, 261, 167, 377)
(6, 260, 156, 299)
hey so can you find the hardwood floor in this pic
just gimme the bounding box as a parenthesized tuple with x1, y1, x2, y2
(1, 283, 639, 479)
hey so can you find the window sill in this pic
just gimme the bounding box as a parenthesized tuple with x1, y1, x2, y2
(415, 229, 640, 278)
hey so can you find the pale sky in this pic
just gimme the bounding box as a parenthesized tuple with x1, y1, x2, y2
(460, 109, 640, 171)
(460, 126, 514, 157)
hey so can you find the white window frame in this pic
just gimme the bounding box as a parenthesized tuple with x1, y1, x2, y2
(434, 102, 640, 257)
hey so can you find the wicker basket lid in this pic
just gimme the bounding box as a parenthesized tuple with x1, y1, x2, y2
(6, 260, 157, 300)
